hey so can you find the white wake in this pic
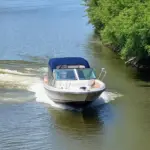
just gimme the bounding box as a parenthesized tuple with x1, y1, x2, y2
(29, 82, 123, 111)
(0, 68, 123, 110)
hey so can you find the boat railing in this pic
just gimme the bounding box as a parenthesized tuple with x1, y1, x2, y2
(98, 68, 107, 80)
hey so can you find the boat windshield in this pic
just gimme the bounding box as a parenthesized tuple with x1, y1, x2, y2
(76, 68, 96, 80)
(53, 68, 96, 80)
(53, 69, 77, 80)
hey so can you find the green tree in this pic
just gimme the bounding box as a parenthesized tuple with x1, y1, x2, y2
(84, 0, 150, 62)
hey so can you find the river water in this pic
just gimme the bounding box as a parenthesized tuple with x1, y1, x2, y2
(0, 0, 150, 150)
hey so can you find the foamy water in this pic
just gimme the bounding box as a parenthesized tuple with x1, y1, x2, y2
(0, 68, 123, 110)
(29, 82, 123, 111)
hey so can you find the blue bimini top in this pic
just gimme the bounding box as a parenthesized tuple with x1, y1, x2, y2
(48, 57, 90, 71)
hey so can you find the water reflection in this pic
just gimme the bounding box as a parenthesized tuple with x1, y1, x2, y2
(47, 101, 114, 139)
(134, 70, 150, 82)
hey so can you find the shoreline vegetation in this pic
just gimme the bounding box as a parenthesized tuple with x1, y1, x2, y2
(84, 0, 150, 71)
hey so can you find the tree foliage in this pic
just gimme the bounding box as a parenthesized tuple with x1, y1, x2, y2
(84, 0, 150, 61)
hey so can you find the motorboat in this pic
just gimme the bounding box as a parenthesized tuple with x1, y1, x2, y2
(43, 57, 106, 106)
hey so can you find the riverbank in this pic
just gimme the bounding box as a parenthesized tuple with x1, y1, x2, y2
(104, 42, 150, 71)
(84, 0, 150, 71)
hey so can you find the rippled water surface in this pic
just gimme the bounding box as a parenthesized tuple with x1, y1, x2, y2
(0, 0, 150, 150)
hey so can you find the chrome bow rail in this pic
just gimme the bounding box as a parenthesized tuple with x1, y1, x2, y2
(98, 68, 107, 81)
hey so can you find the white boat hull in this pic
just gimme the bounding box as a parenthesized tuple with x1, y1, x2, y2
(44, 83, 105, 105)
(44, 57, 107, 106)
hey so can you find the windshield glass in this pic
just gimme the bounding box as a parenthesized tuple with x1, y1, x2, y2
(76, 68, 96, 80)
(53, 69, 77, 80)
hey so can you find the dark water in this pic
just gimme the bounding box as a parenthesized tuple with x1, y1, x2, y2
(0, 0, 150, 150)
